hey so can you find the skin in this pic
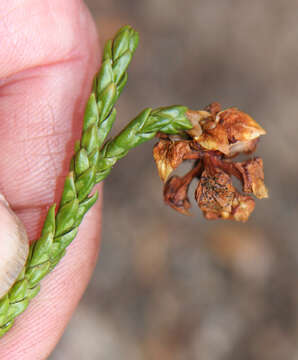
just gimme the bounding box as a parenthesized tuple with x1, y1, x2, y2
(0, 0, 102, 358)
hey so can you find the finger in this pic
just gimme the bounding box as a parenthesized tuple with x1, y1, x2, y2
(0, 0, 102, 358)
(0, 0, 99, 215)
(0, 187, 102, 360)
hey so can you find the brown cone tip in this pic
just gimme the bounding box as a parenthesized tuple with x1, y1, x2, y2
(154, 102, 268, 222)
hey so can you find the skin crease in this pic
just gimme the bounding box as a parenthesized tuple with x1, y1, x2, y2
(0, 0, 103, 358)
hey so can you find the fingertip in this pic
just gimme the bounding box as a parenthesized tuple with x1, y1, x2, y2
(0, 0, 100, 79)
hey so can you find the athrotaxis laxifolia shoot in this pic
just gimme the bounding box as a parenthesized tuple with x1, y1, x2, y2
(0, 26, 267, 337)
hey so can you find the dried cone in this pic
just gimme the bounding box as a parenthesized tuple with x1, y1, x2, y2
(186, 104, 266, 157)
(218, 108, 266, 157)
(235, 158, 268, 199)
(195, 168, 256, 222)
(163, 175, 192, 215)
(153, 139, 192, 182)
(217, 108, 266, 143)
(154, 102, 268, 222)
(195, 168, 235, 220)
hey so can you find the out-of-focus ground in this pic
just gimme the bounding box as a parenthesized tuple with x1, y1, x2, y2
(50, 1, 298, 359)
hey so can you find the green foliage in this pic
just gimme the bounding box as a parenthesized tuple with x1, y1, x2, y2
(0, 25, 192, 336)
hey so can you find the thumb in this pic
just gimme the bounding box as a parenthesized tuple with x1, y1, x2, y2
(0, 1, 102, 358)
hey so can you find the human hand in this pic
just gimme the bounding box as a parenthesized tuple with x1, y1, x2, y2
(0, 1, 102, 358)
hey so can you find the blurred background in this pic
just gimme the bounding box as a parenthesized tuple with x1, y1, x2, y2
(50, 1, 298, 359)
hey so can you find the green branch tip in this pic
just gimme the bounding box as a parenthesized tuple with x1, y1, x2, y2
(0, 25, 192, 337)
